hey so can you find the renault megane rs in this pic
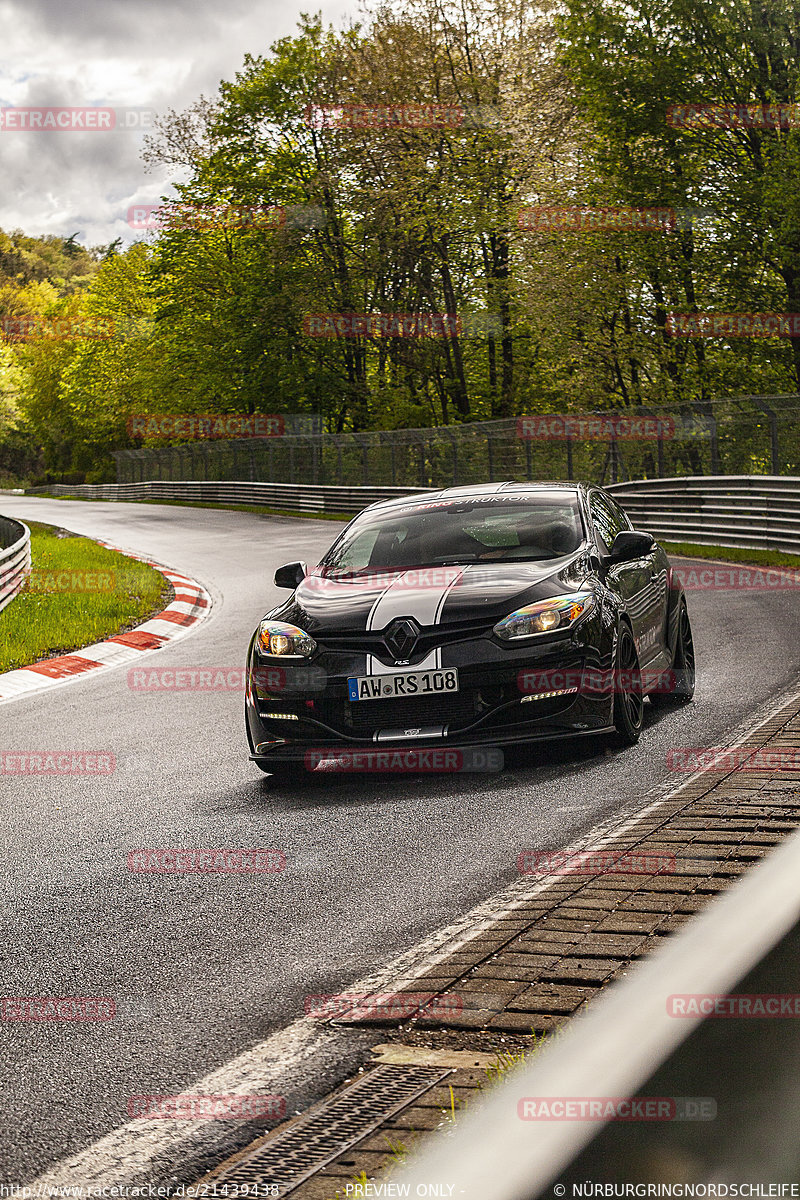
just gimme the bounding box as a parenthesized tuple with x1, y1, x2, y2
(245, 482, 695, 779)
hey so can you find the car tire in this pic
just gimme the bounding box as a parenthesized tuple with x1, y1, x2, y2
(649, 602, 695, 707)
(611, 624, 644, 747)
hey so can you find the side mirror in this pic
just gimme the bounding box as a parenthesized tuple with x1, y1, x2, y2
(606, 530, 655, 565)
(274, 561, 307, 589)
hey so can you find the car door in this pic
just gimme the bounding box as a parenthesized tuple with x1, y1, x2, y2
(589, 490, 664, 666)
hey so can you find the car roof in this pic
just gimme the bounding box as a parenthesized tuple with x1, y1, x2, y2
(363, 480, 588, 514)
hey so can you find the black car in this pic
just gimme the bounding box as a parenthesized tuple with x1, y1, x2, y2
(245, 481, 695, 778)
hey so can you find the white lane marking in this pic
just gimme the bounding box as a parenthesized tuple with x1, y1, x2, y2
(29, 681, 800, 1187)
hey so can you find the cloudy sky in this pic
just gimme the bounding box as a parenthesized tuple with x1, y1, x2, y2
(0, 0, 355, 249)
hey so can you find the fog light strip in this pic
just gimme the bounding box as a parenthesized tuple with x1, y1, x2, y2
(521, 688, 579, 702)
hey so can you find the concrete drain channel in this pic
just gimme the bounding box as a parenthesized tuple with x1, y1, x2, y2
(194, 1064, 452, 1195)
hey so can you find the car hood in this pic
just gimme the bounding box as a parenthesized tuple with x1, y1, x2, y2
(274, 552, 595, 633)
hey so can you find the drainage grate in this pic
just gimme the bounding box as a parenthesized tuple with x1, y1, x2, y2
(195, 1064, 452, 1195)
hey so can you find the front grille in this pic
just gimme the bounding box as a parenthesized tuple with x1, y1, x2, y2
(348, 689, 477, 732)
(317, 619, 492, 665)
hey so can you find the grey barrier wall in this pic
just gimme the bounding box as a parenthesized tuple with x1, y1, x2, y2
(24, 480, 432, 515)
(607, 474, 800, 554)
(0, 515, 31, 614)
(25, 476, 800, 554)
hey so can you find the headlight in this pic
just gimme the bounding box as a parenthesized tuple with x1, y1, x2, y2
(493, 592, 595, 641)
(256, 620, 317, 657)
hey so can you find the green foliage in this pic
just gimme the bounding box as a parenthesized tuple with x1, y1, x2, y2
(6, 0, 800, 480)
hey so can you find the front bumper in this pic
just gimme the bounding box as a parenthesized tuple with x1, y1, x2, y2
(246, 622, 617, 769)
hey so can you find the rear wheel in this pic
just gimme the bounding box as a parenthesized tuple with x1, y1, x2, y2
(650, 602, 695, 706)
(611, 625, 644, 746)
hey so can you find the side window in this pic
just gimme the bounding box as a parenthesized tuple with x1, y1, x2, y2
(606, 495, 632, 533)
(590, 492, 630, 554)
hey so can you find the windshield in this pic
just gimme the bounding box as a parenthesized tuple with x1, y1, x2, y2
(319, 492, 585, 577)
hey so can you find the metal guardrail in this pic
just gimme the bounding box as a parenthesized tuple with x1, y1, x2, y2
(23, 480, 432, 514)
(607, 474, 800, 554)
(0, 515, 31, 614)
(25, 475, 800, 555)
(397, 821, 800, 1197)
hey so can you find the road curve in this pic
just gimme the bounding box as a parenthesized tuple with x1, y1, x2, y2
(2, 496, 800, 1184)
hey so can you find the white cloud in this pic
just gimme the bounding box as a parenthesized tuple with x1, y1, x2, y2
(0, 0, 358, 247)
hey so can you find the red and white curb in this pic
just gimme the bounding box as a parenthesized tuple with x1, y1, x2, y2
(0, 540, 211, 704)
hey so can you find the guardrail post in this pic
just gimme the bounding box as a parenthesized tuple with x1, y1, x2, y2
(752, 398, 780, 474)
(699, 405, 722, 473)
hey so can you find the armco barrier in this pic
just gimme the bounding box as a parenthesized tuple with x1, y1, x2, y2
(607, 474, 800, 553)
(0, 515, 31, 614)
(24, 480, 432, 515)
(26, 476, 800, 554)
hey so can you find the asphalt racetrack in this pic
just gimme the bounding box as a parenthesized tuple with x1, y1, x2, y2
(2, 496, 799, 1184)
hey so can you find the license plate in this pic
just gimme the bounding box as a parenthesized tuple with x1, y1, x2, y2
(347, 668, 459, 701)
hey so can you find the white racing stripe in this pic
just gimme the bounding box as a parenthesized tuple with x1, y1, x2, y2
(365, 567, 464, 673)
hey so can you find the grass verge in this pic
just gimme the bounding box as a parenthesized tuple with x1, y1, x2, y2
(0, 521, 173, 673)
(662, 540, 800, 569)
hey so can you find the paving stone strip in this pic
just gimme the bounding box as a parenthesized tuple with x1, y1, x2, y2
(195, 691, 800, 1198)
